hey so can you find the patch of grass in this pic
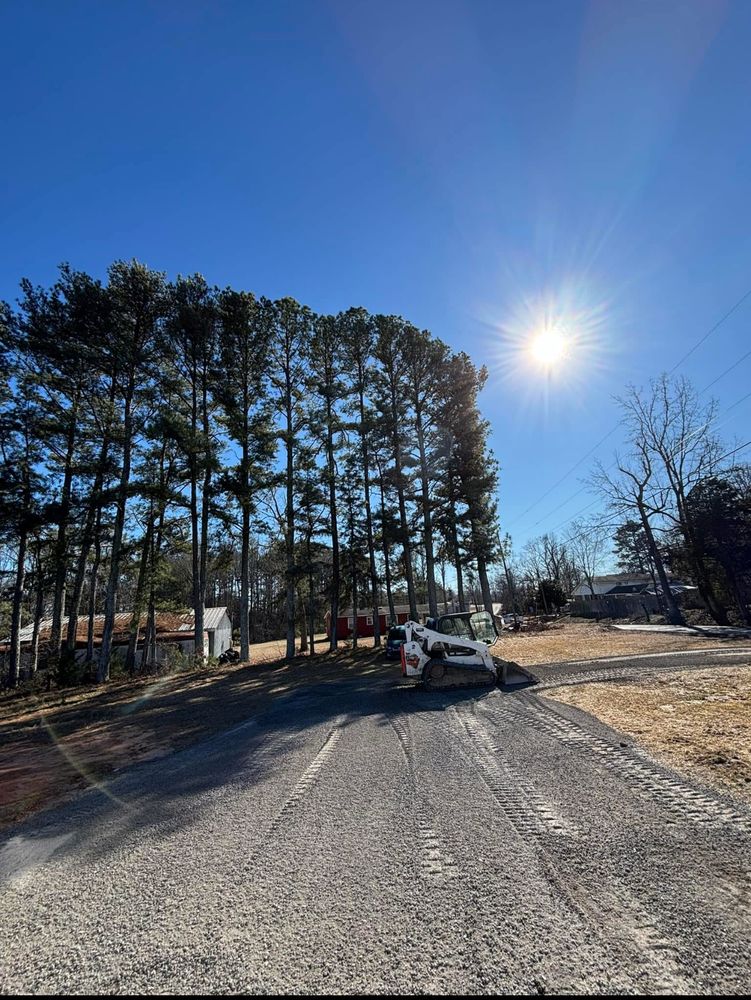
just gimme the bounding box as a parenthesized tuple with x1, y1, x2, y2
(547, 665, 751, 803)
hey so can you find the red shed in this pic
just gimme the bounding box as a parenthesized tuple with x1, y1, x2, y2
(325, 603, 456, 639)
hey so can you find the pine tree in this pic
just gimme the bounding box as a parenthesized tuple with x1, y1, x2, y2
(213, 289, 274, 662)
(310, 314, 345, 652)
(98, 262, 167, 680)
(267, 298, 313, 660)
(373, 315, 418, 619)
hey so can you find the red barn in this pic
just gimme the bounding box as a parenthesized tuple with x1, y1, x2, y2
(325, 603, 457, 639)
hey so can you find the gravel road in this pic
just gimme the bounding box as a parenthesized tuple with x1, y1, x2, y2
(1, 648, 750, 994)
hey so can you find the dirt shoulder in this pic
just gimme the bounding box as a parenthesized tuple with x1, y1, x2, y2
(500, 618, 728, 667)
(0, 642, 390, 828)
(547, 665, 751, 805)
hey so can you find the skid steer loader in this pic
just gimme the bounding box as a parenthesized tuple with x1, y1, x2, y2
(400, 609, 517, 691)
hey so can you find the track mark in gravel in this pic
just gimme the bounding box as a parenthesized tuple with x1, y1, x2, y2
(415, 815, 458, 882)
(489, 696, 751, 833)
(708, 866, 751, 931)
(535, 665, 671, 691)
(449, 705, 575, 838)
(267, 716, 347, 835)
(387, 712, 458, 883)
(388, 712, 414, 775)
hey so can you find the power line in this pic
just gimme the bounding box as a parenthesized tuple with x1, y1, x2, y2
(668, 285, 751, 374)
(521, 399, 751, 543)
(715, 438, 751, 465)
(507, 424, 621, 527)
(701, 347, 751, 393)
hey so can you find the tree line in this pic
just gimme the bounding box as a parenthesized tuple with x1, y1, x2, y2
(0, 260, 501, 687)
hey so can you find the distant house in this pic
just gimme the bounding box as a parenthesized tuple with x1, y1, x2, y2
(570, 573, 699, 619)
(571, 573, 686, 599)
(0, 606, 233, 674)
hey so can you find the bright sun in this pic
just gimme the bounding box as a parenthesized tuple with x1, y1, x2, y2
(529, 327, 568, 368)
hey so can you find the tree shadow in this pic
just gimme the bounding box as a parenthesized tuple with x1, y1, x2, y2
(0, 670, 491, 876)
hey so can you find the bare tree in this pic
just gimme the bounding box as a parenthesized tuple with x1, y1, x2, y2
(591, 445, 685, 625)
(617, 376, 728, 623)
(567, 519, 610, 597)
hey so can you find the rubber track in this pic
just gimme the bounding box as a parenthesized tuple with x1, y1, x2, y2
(388, 712, 458, 883)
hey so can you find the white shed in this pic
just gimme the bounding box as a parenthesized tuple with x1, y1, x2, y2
(203, 607, 233, 658)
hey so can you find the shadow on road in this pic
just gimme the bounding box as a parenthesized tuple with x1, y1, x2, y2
(0, 665, 495, 876)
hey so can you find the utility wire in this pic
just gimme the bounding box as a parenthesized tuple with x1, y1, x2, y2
(507, 424, 621, 527)
(701, 347, 751, 393)
(668, 286, 751, 374)
(523, 393, 751, 542)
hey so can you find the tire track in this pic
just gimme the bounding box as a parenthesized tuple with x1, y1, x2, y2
(387, 712, 458, 883)
(486, 695, 751, 833)
(464, 698, 697, 992)
(266, 716, 347, 835)
(448, 704, 575, 838)
(552, 875, 694, 995)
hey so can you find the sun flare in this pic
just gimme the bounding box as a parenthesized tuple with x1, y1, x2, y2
(529, 327, 568, 368)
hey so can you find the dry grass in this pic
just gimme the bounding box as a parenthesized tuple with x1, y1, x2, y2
(548, 665, 751, 804)
(500, 619, 722, 667)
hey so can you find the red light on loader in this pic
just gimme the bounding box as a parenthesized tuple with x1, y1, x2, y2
(400, 644, 407, 676)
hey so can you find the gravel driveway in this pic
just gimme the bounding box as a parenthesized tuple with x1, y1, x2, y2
(1, 649, 750, 994)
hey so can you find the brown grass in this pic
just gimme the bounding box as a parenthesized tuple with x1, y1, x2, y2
(500, 619, 724, 667)
(548, 665, 751, 804)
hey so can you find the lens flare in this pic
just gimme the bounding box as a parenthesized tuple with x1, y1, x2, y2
(529, 327, 569, 368)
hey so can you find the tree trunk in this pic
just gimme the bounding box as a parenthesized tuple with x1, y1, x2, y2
(308, 550, 316, 657)
(240, 503, 250, 661)
(638, 507, 684, 625)
(99, 388, 135, 682)
(285, 396, 296, 661)
(448, 492, 466, 612)
(87, 531, 101, 663)
(30, 558, 45, 677)
(125, 519, 152, 675)
(66, 417, 112, 653)
(414, 404, 438, 618)
(351, 546, 358, 650)
(379, 481, 396, 624)
(299, 590, 308, 653)
(50, 401, 78, 663)
(389, 384, 417, 619)
(358, 389, 381, 646)
(8, 531, 28, 688)
(477, 553, 493, 615)
(326, 399, 340, 653)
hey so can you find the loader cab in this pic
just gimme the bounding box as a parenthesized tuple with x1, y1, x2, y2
(434, 610, 498, 646)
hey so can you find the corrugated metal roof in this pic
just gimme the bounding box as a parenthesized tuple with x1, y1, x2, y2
(203, 606, 230, 630)
(3, 607, 229, 647)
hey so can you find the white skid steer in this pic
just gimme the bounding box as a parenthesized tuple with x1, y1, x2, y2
(400, 610, 515, 691)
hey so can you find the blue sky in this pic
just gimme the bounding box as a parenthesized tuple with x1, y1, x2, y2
(2, 0, 750, 555)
